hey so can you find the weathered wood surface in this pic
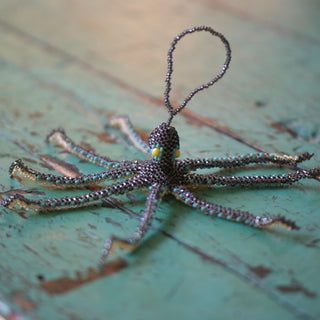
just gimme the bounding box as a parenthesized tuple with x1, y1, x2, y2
(0, 1, 319, 319)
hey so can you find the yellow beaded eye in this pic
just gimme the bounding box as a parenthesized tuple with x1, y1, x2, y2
(175, 149, 180, 158)
(151, 147, 161, 157)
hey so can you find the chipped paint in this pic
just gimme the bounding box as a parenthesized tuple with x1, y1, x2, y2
(270, 120, 319, 141)
(305, 238, 320, 249)
(39, 155, 82, 177)
(248, 265, 272, 279)
(83, 129, 117, 144)
(277, 283, 316, 298)
(40, 258, 127, 294)
(12, 291, 36, 312)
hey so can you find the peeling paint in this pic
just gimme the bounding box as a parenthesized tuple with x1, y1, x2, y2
(40, 154, 82, 177)
(28, 112, 43, 119)
(12, 291, 36, 311)
(305, 238, 320, 249)
(248, 265, 272, 279)
(276, 278, 316, 298)
(276, 284, 316, 298)
(135, 129, 149, 143)
(17, 211, 28, 220)
(270, 120, 319, 141)
(78, 141, 96, 153)
(40, 258, 127, 294)
(21, 157, 37, 164)
(83, 129, 117, 144)
(20, 140, 39, 154)
(105, 217, 122, 228)
(0, 189, 45, 202)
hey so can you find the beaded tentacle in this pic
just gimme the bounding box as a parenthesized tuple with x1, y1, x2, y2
(8, 159, 139, 189)
(178, 152, 314, 172)
(46, 128, 122, 168)
(106, 116, 150, 154)
(184, 168, 320, 187)
(172, 186, 299, 230)
(2, 176, 147, 211)
(100, 183, 162, 262)
(164, 26, 231, 124)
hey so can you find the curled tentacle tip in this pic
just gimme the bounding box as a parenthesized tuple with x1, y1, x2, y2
(9, 158, 23, 170)
(305, 152, 314, 159)
(9, 162, 21, 176)
(45, 127, 66, 142)
(1, 194, 18, 208)
(1, 199, 7, 207)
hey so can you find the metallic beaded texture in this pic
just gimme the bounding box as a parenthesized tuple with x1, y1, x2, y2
(1, 26, 319, 264)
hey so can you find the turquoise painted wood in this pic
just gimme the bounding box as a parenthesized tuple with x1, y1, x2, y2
(0, 1, 319, 319)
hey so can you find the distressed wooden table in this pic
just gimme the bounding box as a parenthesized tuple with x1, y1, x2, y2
(0, 1, 319, 320)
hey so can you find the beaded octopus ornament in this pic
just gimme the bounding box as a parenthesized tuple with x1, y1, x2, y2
(2, 26, 320, 263)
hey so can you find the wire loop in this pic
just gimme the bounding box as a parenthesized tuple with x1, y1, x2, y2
(164, 26, 231, 125)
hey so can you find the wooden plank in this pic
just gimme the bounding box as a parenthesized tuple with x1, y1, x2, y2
(0, 1, 319, 320)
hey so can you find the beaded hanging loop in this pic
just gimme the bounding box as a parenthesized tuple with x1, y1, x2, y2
(164, 26, 231, 125)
